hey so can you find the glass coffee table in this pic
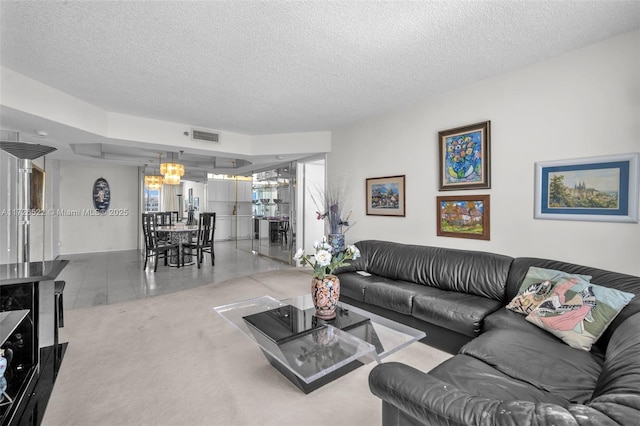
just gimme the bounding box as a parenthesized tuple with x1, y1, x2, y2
(214, 294, 425, 393)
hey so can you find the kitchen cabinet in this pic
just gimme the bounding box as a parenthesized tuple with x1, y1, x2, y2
(208, 180, 252, 203)
(208, 180, 231, 202)
(214, 215, 253, 241)
(214, 216, 232, 241)
(236, 216, 253, 240)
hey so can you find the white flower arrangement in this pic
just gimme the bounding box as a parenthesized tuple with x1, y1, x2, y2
(294, 237, 361, 279)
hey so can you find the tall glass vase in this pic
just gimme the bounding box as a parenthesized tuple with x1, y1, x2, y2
(328, 233, 345, 254)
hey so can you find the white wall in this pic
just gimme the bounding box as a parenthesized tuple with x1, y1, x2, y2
(298, 158, 326, 254)
(58, 160, 139, 254)
(329, 30, 640, 276)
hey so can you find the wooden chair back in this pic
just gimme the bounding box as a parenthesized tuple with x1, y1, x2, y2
(197, 213, 216, 246)
(156, 212, 172, 226)
(142, 213, 159, 249)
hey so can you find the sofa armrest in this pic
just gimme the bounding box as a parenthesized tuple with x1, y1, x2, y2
(369, 362, 499, 425)
(369, 363, 617, 426)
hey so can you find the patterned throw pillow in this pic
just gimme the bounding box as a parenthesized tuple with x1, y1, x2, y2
(506, 267, 592, 315)
(525, 278, 635, 351)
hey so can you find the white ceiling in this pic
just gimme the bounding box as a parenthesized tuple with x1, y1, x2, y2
(1, 1, 639, 176)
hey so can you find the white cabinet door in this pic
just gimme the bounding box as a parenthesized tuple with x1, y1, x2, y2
(225, 181, 234, 201)
(230, 217, 237, 239)
(237, 216, 252, 239)
(214, 216, 232, 240)
(208, 180, 229, 202)
(237, 181, 252, 202)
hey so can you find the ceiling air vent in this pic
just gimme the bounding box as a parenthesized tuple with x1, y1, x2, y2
(191, 129, 220, 143)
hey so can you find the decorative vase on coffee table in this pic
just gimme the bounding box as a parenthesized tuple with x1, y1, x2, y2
(311, 274, 341, 319)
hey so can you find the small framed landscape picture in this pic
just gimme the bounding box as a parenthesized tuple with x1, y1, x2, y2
(438, 121, 491, 190)
(366, 175, 406, 216)
(534, 153, 640, 223)
(437, 194, 490, 240)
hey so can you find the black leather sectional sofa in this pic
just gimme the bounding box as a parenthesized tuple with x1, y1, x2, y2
(335, 240, 640, 426)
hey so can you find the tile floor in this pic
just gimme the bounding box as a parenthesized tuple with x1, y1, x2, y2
(55, 241, 294, 310)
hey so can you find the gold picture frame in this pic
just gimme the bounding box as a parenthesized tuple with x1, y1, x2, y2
(30, 164, 45, 211)
(366, 175, 406, 217)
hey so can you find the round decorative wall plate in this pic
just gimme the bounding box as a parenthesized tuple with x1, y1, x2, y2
(93, 177, 111, 213)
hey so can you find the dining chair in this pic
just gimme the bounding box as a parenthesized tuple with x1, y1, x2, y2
(278, 220, 290, 246)
(155, 212, 172, 242)
(156, 211, 172, 226)
(142, 213, 180, 271)
(169, 211, 179, 223)
(182, 212, 216, 268)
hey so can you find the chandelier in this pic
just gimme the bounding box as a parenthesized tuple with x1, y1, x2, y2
(144, 174, 163, 190)
(144, 156, 164, 190)
(163, 174, 181, 185)
(161, 152, 185, 185)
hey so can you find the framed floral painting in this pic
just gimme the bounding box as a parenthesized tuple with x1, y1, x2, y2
(366, 175, 405, 216)
(437, 194, 490, 240)
(438, 121, 491, 190)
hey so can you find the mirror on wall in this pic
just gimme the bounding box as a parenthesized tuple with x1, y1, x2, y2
(206, 155, 326, 267)
(250, 163, 295, 264)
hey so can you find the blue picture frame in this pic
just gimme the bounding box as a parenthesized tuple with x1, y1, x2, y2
(535, 153, 639, 223)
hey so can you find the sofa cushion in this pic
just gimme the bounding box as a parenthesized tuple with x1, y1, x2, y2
(460, 328, 604, 404)
(526, 279, 635, 351)
(506, 257, 640, 352)
(412, 288, 503, 337)
(336, 271, 370, 301)
(588, 313, 640, 424)
(343, 240, 513, 302)
(428, 354, 571, 406)
(593, 312, 640, 398)
(391, 243, 513, 302)
(506, 266, 592, 315)
(363, 279, 419, 315)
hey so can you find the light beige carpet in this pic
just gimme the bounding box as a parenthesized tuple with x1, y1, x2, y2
(43, 268, 451, 426)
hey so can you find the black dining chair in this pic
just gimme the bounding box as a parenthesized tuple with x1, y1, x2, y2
(155, 212, 172, 242)
(142, 213, 180, 271)
(278, 220, 290, 246)
(169, 211, 179, 223)
(156, 211, 172, 226)
(183, 212, 216, 268)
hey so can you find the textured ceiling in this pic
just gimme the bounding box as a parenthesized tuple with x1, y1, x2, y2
(1, 1, 639, 173)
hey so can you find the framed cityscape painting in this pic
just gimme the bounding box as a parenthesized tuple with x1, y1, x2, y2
(437, 194, 490, 240)
(366, 175, 405, 216)
(438, 121, 491, 190)
(534, 153, 639, 223)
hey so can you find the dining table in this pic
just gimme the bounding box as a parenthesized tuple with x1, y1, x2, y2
(157, 224, 198, 266)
